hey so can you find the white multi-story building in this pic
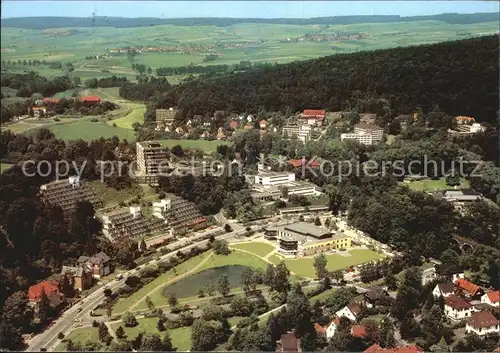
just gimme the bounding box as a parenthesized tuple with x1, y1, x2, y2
(282, 124, 313, 143)
(465, 311, 499, 336)
(444, 296, 473, 320)
(254, 171, 295, 187)
(152, 194, 206, 233)
(341, 123, 384, 145)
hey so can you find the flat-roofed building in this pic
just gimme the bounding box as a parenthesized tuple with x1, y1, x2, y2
(40, 176, 102, 213)
(136, 140, 170, 175)
(255, 171, 295, 187)
(298, 109, 326, 126)
(341, 123, 384, 145)
(442, 189, 482, 203)
(282, 124, 313, 143)
(100, 206, 167, 241)
(153, 194, 206, 234)
(274, 222, 351, 258)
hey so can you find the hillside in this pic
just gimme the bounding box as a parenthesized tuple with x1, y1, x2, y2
(1, 13, 498, 29)
(146, 35, 499, 123)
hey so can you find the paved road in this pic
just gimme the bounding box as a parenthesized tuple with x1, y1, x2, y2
(26, 227, 250, 352)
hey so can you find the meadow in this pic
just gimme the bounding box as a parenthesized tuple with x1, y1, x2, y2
(401, 177, 470, 192)
(1, 21, 497, 82)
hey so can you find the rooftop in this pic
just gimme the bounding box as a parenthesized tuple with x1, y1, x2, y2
(283, 222, 331, 239)
(437, 281, 455, 294)
(355, 123, 384, 131)
(445, 295, 472, 309)
(486, 290, 500, 303)
(278, 332, 301, 352)
(467, 311, 498, 329)
(28, 280, 60, 301)
(454, 278, 481, 295)
(137, 140, 164, 149)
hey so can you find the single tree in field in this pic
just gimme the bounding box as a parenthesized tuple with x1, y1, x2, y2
(332, 270, 344, 284)
(167, 293, 178, 308)
(218, 275, 230, 297)
(115, 326, 125, 339)
(122, 311, 138, 327)
(313, 254, 328, 280)
(157, 318, 166, 332)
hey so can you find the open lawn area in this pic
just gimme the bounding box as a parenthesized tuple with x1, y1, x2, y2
(112, 252, 212, 315)
(110, 317, 192, 351)
(53, 326, 99, 351)
(159, 139, 228, 153)
(107, 104, 145, 129)
(310, 288, 337, 304)
(46, 120, 136, 141)
(229, 242, 275, 257)
(269, 249, 383, 278)
(0, 163, 14, 173)
(118, 249, 270, 313)
(401, 177, 470, 192)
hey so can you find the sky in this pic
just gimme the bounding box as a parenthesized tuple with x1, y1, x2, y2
(1, 1, 499, 19)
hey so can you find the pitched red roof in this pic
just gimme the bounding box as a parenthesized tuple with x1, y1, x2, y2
(455, 278, 481, 296)
(289, 158, 320, 168)
(80, 95, 101, 103)
(467, 311, 499, 329)
(364, 344, 422, 353)
(314, 323, 326, 335)
(486, 290, 500, 303)
(445, 295, 472, 309)
(43, 97, 60, 104)
(259, 119, 267, 125)
(28, 280, 60, 301)
(302, 109, 326, 119)
(229, 120, 238, 128)
(279, 332, 300, 352)
(351, 325, 368, 338)
(243, 124, 253, 129)
(348, 302, 362, 316)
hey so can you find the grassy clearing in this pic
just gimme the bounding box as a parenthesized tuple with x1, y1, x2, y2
(401, 177, 470, 192)
(159, 139, 228, 153)
(269, 249, 383, 278)
(197, 250, 269, 272)
(230, 242, 275, 257)
(107, 105, 145, 129)
(46, 120, 136, 141)
(110, 317, 192, 351)
(53, 326, 99, 351)
(310, 288, 337, 304)
(113, 252, 212, 315)
(89, 181, 152, 209)
(0, 163, 14, 173)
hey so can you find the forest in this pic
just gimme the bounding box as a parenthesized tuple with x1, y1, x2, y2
(1, 72, 74, 98)
(141, 35, 498, 124)
(2, 12, 498, 29)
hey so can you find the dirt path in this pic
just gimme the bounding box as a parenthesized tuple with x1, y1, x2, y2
(228, 247, 299, 277)
(128, 252, 215, 312)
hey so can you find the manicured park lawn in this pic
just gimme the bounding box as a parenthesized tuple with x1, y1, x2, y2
(401, 177, 470, 192)
(113, 252, 212, 314)
(269, 249, 383, 278)
(310, 288, 337, 304)
(54, 326, 99, 351)
(230, 242, 275, 257)
(47, 120, 136, 141)
(0, 163, 14, 173)
(133, 249, 269, 311)
(110, 317, 192, 351)
(159, 139, 228, 153)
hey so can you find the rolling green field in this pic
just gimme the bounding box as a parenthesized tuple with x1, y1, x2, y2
(46, 119, 136, 141)
(1, 21, 497, 81)
(401, 177, 470, 192)
(269, 249, 383, 278)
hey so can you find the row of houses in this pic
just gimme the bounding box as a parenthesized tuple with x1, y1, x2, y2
(30, 96, 102, 118)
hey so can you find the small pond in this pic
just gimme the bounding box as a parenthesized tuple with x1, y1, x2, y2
(162, 265, 251, 299)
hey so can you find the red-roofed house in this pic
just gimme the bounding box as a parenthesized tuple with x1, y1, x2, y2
(229, 120, 239, 129)
(336, 303, 362, 322)
(28, 280, 64, 314)
(364, 344, 423, 353)
(243, 124, 253, 130)
(466, 311, 499, 336)
(80, 96, 101, 104)
(351, 325, 368, 338)
(289, 158, 320, 169)
(43, 97, 61, 105)
(276, 332, 301, 352)
(300, 109, 326, 126)
(325, 316, 340, 340)
(444, 295, 473, 320)
(314, 323, 326, 337)
(454, 278, 483, 299)
(481, 291, 500, 307)
(259, 120, 267, 129)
